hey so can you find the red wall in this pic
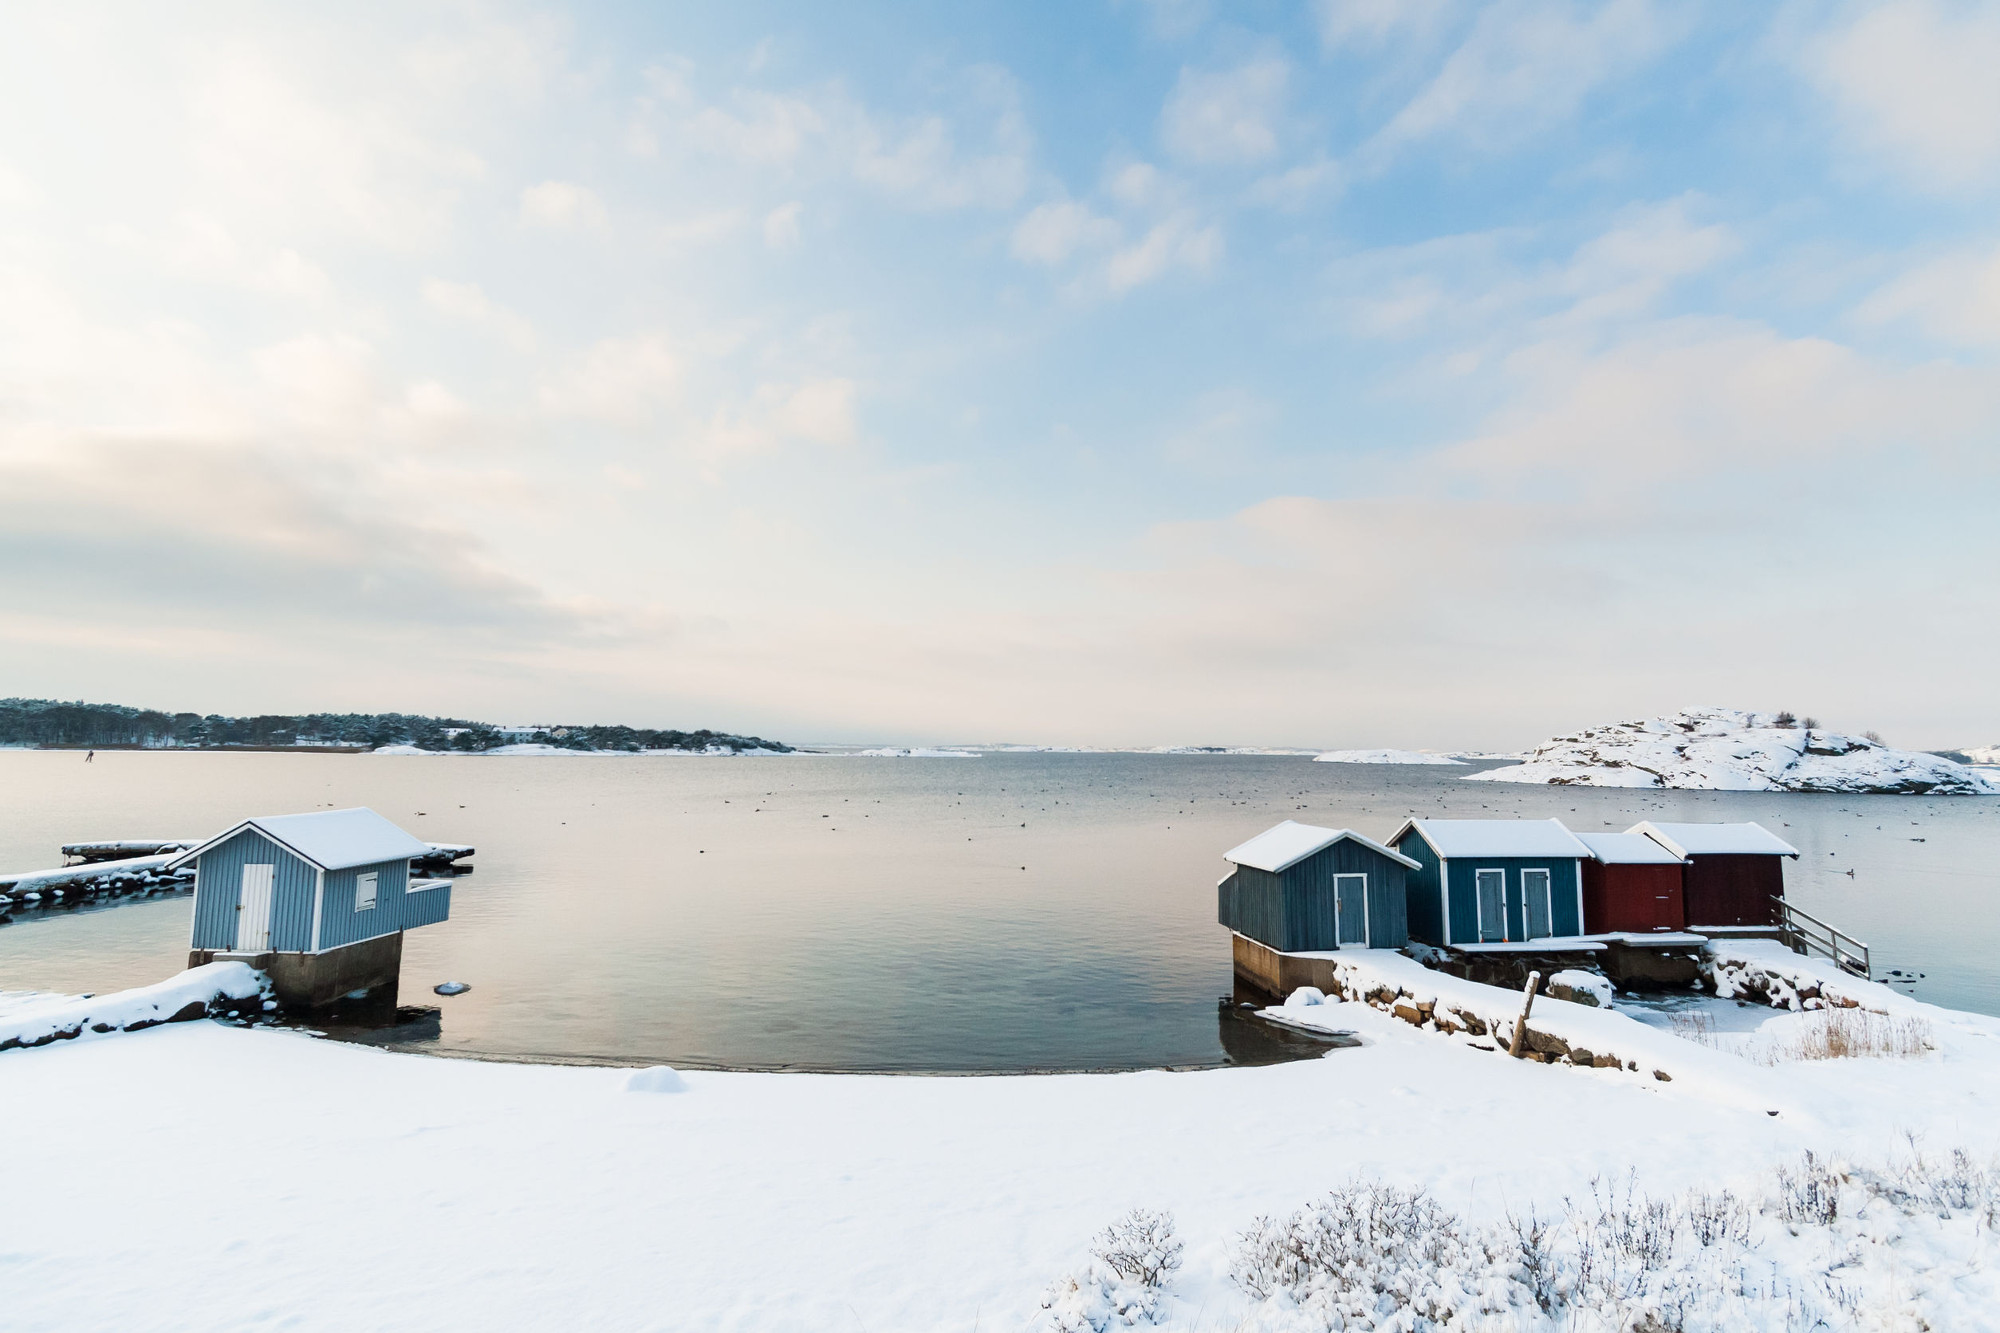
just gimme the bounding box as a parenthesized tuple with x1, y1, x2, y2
(1683, 855, 1784, 927)
(1581, 861, 1686, 933)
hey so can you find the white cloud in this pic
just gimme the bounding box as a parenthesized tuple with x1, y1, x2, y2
(1105, 215, 1222, 292)
(1855, 243, 2000, 345)
(1804, 1, 2000, 190)
(705, 377, 859, 454)
(1159, 58, 1289, 164)
(762, 200, 803, 249)
(519, 180, 606, 229)
(538, 334, 680, 426)
(1315, 0, 1456, 51)
(1370, 0, 1678, 154)
(251, 332, 378, 429)
(1010, 201, 1119, 265)
(671, 72, 1031, 210)
(421, 278, 535, 350)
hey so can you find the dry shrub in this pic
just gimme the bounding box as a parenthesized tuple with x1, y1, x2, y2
(1760, 1008, 1932, 1064)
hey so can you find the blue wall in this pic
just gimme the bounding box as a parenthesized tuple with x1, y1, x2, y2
(192, 829, 450, 952)
(1442, 857, 1582, 945)
(190, 829, 317, 951)
(1218, 839, 1408, 950)
(1397, 833, 1445, 943)
(317, 857, 414, 950)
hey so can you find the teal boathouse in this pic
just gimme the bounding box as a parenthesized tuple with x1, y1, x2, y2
(1390, 818, 1591, 947)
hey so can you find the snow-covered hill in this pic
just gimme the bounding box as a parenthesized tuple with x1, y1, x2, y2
(1312, 749, 1466, 766)
(1467, 708, 2000, 794)
(1963, 745, 2000, 765)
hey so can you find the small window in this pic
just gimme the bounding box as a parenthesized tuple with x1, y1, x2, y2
(356, 871, 378, 911)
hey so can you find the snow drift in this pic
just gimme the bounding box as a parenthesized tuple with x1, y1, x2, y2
(1468, 707, 2000, 794)
(0, 963, 270, 1051)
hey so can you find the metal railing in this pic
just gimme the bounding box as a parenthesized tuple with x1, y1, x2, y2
(1774, 897, 1871, 979)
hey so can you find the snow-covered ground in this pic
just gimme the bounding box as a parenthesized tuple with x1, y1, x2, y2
(1469, 707, 2000, 794)
(7, 952, 2000, 1331)
(853, 746, 984, 758)
(1312, 749, 1467, 766)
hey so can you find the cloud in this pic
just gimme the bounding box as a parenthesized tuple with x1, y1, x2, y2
(421, 278, 535, 350)
(704, 377, 859, 455)
(667, 70, 1032, 210)
(519, 180, 606, 229)
(1010, 201, 1119, 265)
(1370, 0, 1679, 154)
(1854, 243, 2000, 345)
(538, 334, 680, 425)
(1803, 1, 2000, 189)
(1159, 58, 1290, 164)
(762, 200, 803, 248)
(1105, 215, 1223, 292)
(1315, 0, 1456, 51)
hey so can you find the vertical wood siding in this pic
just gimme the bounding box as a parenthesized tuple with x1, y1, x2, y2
(403, 881, 452, 929)
(1683, 855, 1783, 927)
(1444, 858, 1582, 943)
(189, 830, 316, 951)
(1219, 840, 1411, 952)
(1397, 833, 1445, 943)
(318, 858, 414, 950)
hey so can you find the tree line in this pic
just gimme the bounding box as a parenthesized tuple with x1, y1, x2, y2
(0, 698, 791, 753)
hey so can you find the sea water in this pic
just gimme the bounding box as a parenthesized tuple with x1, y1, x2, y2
(0, 749, 1994, 1070)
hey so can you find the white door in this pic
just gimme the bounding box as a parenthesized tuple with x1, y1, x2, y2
(237, 864, 274, 951)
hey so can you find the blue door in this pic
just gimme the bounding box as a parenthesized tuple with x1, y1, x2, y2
(1335, 874, 1367, 945)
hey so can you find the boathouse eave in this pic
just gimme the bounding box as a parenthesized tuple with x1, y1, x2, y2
(1627, 820, 1801, 860)
(1225, 821, 1420, 873)
(171, 820, 346, 873)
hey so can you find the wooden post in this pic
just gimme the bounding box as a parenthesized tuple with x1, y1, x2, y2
(1508, 970, 1543, 1058)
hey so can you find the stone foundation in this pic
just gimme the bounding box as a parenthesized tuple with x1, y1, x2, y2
(189, 931, 403, 1010)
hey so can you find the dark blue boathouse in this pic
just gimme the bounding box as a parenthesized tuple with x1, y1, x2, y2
(1390, 818, 1591, 947)
(1218, 820, 1418, 952)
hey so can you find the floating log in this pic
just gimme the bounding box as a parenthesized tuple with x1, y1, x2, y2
(61, 839, 198, 864)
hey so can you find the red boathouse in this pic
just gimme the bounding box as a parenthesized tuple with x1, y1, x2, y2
(1628, 821, 1800, 928)
(1574, 832, 1686, 933)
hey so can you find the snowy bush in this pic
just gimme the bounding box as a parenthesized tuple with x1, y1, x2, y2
(1227, 1151, 2000, 1332)
(1033, 1209, 1181, 1331)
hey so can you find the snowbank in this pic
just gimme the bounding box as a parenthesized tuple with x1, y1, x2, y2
(0, 852, 190, 901)
(0, 963, 269, 1051)
(1469, 707, 2000, 794)
(854, 747, 982, 758)
(1312, 748, 1466, 766)
(9, 961, 2000, 1328)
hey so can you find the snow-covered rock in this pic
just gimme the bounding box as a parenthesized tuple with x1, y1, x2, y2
(1467, 707, 2000, 794)
(1311, 749, 1466, 766)
(625, 1066, 689, 1094)
(0, 963, 269, 1051)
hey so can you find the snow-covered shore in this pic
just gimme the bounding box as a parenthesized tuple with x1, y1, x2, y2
(8, 967, 2000, 1330)
(1312, 749, 1466, 766)
(1471, 707, 2000, 794)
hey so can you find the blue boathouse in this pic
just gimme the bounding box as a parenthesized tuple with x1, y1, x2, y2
(1218, 821, 1418, 953)
(1390, 818, 1591, 947)
(171, 807, 451, 1008)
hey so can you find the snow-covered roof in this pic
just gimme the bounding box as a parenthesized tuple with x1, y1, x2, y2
(1389, 818, 1592, 859)
(171, 808, 433, 872)
(1628, 822, 1800, 859)
(1573, 832, 1684, 865)
(1224, 821, 1420, 873)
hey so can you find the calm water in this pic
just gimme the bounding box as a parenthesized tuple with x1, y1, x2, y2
(2, 750, 1997, 1069)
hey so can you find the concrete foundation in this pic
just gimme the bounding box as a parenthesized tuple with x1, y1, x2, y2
(190, 931, 403, 1010)
(1232, 933, 1342, 999)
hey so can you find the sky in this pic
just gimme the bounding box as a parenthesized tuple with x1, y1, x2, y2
(1, 1, 1997, 750)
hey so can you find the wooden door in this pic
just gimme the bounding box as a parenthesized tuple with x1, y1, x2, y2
(1335, 874, 1367, 946)
(236, 864, 274, 951)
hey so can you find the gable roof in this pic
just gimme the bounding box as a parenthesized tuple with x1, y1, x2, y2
(170, 808, 432, 873)
(1628, 821, 1800, 859)
(1224, 820, 1421, 873)
(1574, 831, 1684, 865)
(1389, 817, 1592, 859)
